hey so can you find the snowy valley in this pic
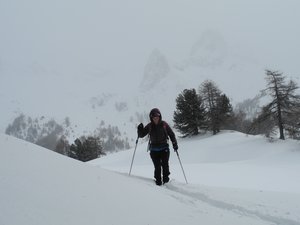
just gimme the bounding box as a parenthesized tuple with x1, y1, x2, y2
(1, 131, 300, 225)
(1, 1, 300, 224)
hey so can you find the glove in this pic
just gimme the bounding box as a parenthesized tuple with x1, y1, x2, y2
(173, 142, 178, 151)
(137, 123, 143, 130)
(137, 123, 144, 136)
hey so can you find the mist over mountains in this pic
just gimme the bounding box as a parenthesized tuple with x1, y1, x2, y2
(1, 0, 300, 144)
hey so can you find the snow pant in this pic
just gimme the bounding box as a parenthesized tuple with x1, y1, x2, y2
(150, 150, 170, 183)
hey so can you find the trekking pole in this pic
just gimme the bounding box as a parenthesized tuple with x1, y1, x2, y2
(175, 150, 188, 184)
(129, 137, 139, 176)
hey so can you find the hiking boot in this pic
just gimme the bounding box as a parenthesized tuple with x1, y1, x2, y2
(163, 176, 170, 184)
(155, 179, 162, 186)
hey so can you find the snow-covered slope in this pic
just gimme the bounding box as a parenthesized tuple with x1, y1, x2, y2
(91, 131, 300, 224)
(92, 131, 300, 193)
(2, 131, 300, 225)
(0, 134, 210, 225)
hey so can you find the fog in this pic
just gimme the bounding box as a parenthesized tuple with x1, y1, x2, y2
(1, 0, 299, 73)
(1, 0, 300, 132)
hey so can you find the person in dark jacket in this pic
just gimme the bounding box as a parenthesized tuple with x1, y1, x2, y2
(137, 108, 178, 185)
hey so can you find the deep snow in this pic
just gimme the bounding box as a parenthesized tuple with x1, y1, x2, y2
(1, 131, 300, 225)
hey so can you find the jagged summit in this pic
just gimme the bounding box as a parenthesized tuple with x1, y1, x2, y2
(140, 49, 170, 90)
(189, 30, 228, 69)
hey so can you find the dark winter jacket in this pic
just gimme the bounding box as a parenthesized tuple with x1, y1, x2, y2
(138, 108, 177, 151)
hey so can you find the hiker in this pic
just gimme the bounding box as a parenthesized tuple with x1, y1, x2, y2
(137, 108, 178, 185)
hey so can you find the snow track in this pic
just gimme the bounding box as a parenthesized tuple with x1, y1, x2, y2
(164, 181, 300, 225)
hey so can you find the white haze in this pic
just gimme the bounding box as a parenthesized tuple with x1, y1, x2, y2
(1, 0, 300, 140)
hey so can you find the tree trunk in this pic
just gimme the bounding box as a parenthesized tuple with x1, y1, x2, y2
(277, 104, 285, 140)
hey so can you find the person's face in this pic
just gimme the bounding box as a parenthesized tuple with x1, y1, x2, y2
(152, 116, 159, 125)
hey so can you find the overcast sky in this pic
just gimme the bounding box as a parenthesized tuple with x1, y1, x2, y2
(1, 0, 300, 75)
(1, 0, 300, 110)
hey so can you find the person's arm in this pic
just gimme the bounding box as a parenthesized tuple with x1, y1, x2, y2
(137, 123, 150, 138)
(165, 123, 178, 151)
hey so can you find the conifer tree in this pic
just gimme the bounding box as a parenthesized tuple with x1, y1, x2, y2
(69, 136, 105, 162)
(215, 94, 233, 130)
(173, 88, 205, 137)
(199, 80, 232, 134)
(261, 70, 300, 140)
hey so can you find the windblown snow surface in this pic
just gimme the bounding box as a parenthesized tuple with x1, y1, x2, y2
(1, 131, 300, 225)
